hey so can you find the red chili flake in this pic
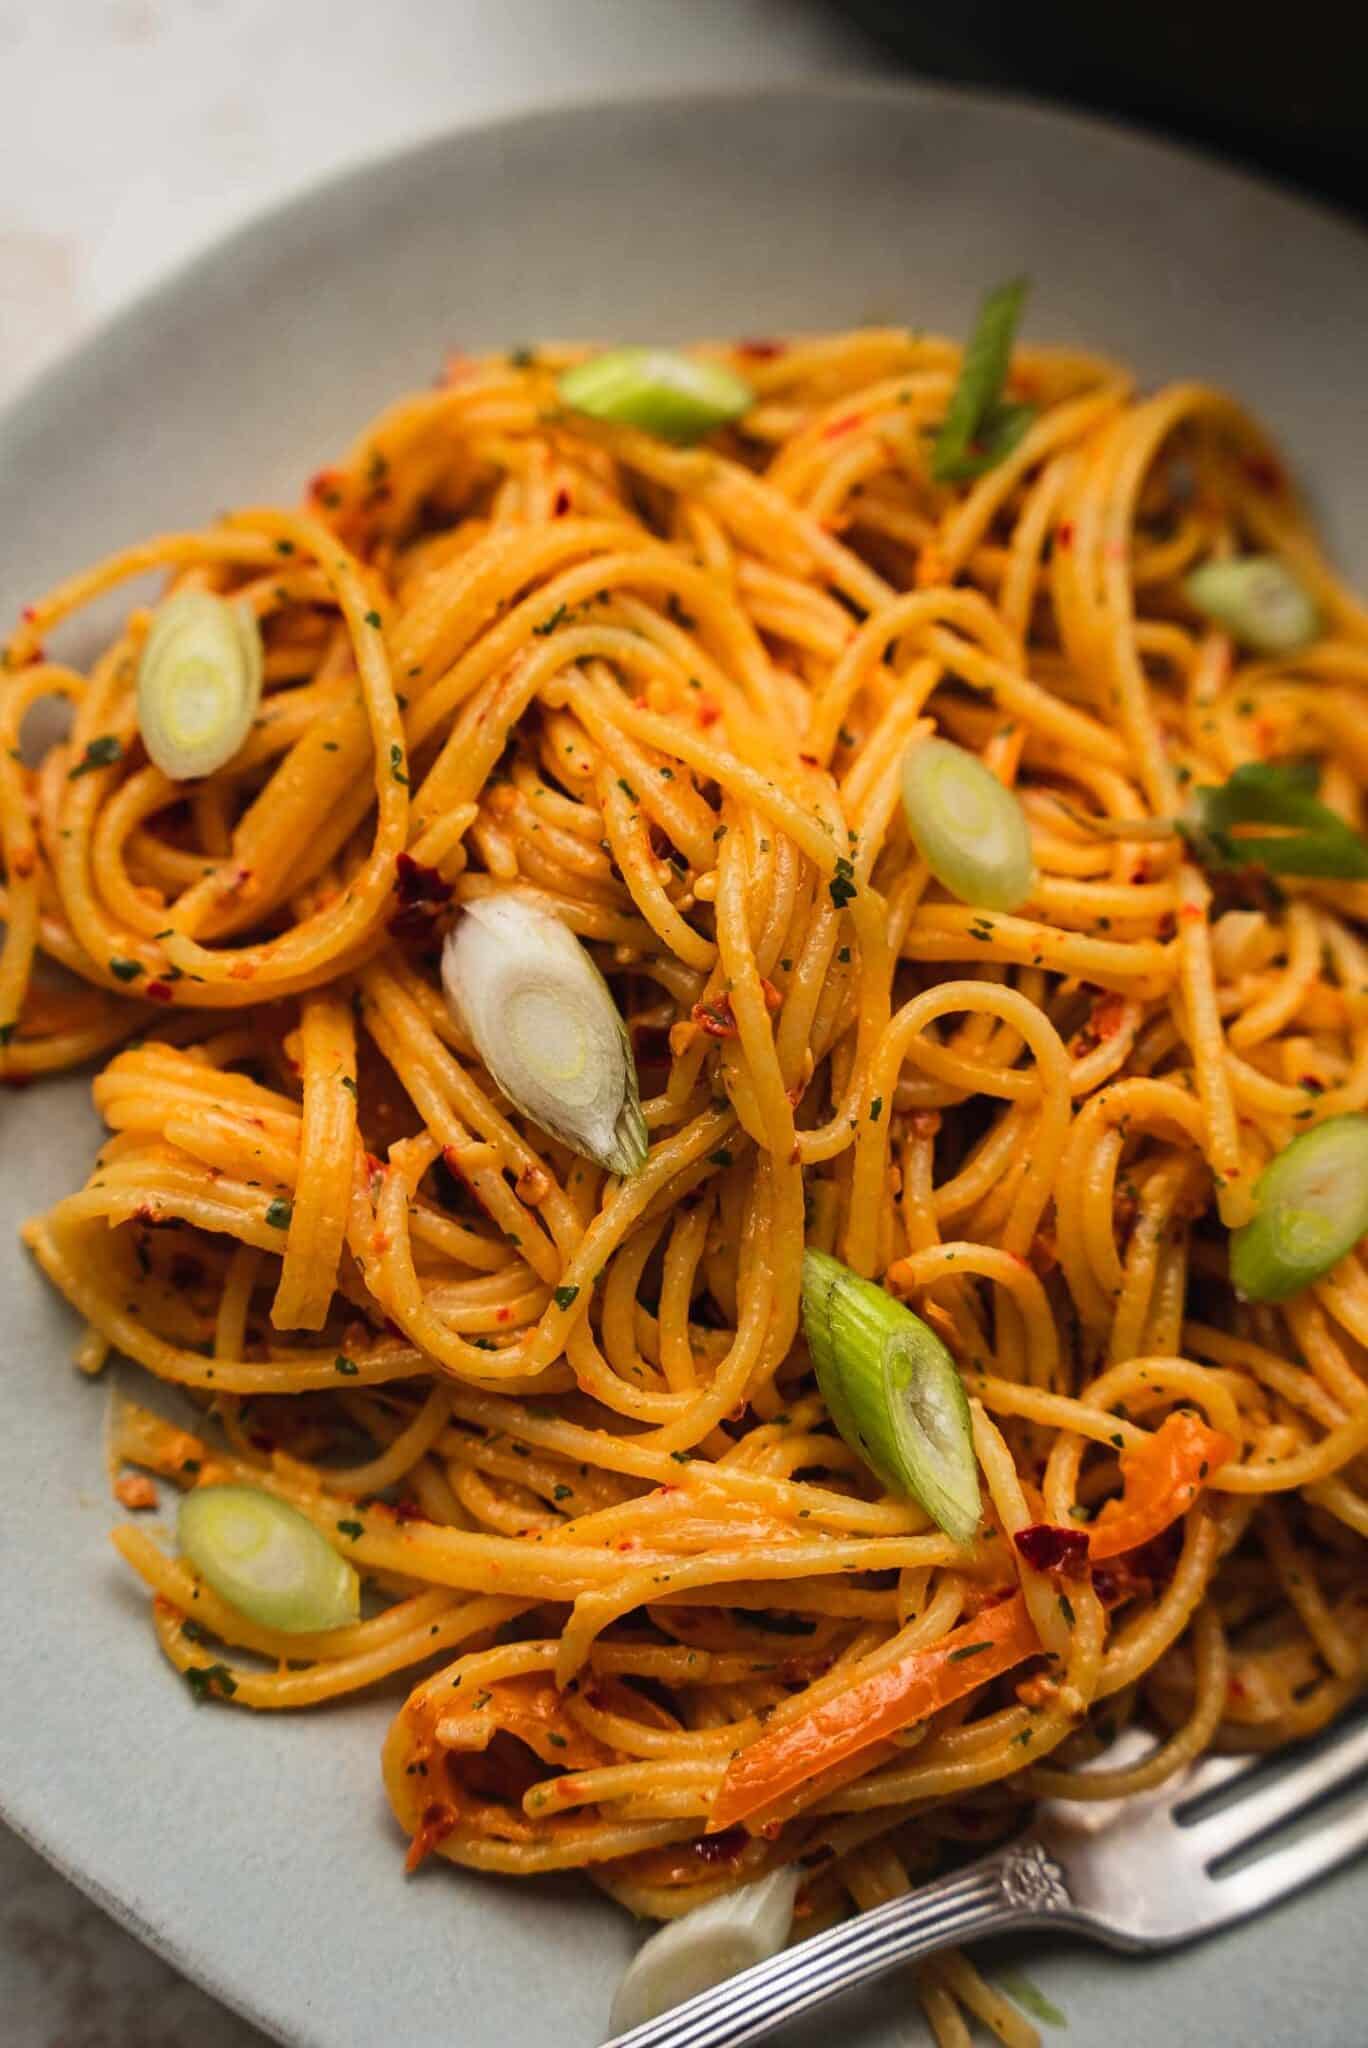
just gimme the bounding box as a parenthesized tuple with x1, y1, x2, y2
(20, 604, 37, 623)
(1014, 1522, 1091, 1578)
(692, 994, 738, 1039)
(694, 1827, 748, 1864)
(759, 978, 782, 1014)
(144, 980, 174, 1003)
(1055, 523, 1074, 550)
(696, 697, 722, 729)
(496, 1306, 514, 1324)
(1244, 455, 1284, 495)
(798, 753, 819, 767)
(1092, 992, 1126, 1041)
(394, 852, 452, 908)
(389, 851, 453, 938)
(1156, 912, 1177, 940)
(1092, 1521, 1182, 1607)
(406, 1802, 457, 1872)
(1179, 902, 1204, 924)
(737, 339, 786, 360)
(552, 488, 572, 517)
(392, 1497, 430, 1525)
(822, 412, 864, 442)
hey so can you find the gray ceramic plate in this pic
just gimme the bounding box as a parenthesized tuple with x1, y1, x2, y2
(1, 80, 1364, 2048)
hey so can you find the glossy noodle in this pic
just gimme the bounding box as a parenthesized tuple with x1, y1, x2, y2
(5, 321, 1367, 2047)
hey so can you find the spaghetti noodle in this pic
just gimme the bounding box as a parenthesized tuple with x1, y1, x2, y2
(6, 320, 1368, 2046)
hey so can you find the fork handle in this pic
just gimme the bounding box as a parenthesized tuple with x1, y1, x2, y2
(606, 1841, 1078, 2048)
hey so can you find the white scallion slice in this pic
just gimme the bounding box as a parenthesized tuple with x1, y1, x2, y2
(178, 1484, 359, 1633)
(442, 895, 647, 1176)
(558, 348, 753, 443)
(1183, 556, 1319, 656)
(1230, 1114, 1368, 1302)
(802, 1249, 981, 1544)
(137, 590, 263, 780)
(609, 1866, 799, 2035)
(900, 735, 1033, 911)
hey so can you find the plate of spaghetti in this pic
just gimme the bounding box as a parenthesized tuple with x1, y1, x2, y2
(2, 80, 1366, 2048)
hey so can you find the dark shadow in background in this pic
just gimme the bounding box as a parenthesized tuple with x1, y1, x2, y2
(833, 2, 1368, 221)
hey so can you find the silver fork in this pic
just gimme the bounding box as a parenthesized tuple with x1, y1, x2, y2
(605, 1712, 1368, 2048)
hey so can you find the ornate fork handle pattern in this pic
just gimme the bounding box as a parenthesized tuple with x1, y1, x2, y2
(608, 1841, 1078, 2048)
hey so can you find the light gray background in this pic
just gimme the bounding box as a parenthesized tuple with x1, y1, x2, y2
(0, 6, 867, 2043)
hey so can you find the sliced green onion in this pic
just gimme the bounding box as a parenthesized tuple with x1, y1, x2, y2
(442, 895, 647, 1176)
(178, 1484, 359, 1633)
(801, 1250, 981, 1544)
(1230, 1114, 1368, 1302)
(999, 1973, 1068, 2029)
(1183, 759, 1368, 880)
(558, 348, 753, 443)
(931, 276, 1035, 484)
(1183, 556, 1319, 655)
(609, 1865, 799, 2034)
(900, 735, 1034, 911)
(137, 590, 263, 780)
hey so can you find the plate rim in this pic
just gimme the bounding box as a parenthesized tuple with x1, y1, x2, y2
(4, 73, 1367, 2048)
(5, 72, 1368, 453)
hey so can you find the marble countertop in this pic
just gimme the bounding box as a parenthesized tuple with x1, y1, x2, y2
(0, 2, 869, 2041)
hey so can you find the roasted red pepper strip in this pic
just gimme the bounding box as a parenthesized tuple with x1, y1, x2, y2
(1088, 1413, 1233, 1562)
(707, 1593, 1040, 1834)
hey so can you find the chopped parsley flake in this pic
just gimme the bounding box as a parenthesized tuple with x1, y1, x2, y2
(68, 734, 122, 779)
(185, 1662, 237, 1701)
(828, 857, 857, 909)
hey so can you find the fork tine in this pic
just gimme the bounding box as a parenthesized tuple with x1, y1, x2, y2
(1183, 1717, 1368, 1863)
(1208, 1781, 1368, 1921)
